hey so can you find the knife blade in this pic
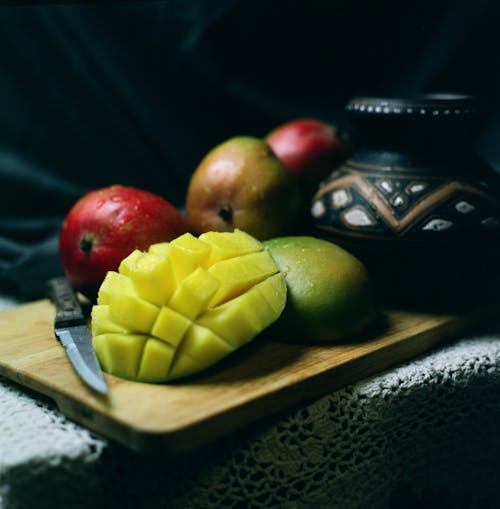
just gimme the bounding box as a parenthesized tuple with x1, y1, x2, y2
(48, 276, 108, 395)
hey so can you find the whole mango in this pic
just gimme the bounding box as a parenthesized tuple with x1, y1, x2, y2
(185, 136, 302, 240)
(59, 185, 189, 299)
(264, 236, 376, 342)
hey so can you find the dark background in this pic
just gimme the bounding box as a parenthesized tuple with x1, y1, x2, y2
(1, 0, 499, 298)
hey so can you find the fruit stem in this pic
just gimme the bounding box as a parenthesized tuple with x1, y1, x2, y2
(79, 235, 94, 253)
(218, 205, 233, 224)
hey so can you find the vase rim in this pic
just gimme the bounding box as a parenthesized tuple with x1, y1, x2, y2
(346, 94, 478, 117)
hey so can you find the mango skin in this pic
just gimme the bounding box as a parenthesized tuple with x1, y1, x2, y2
(185, 136, 302, 240)
(264, 236, 376, 342)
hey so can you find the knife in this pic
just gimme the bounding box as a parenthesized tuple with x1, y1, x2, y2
(48, 276, 108, 395)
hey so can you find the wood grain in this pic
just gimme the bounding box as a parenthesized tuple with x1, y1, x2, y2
(0, 299, 496, 455)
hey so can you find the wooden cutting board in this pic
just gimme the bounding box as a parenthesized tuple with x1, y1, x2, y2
(0, 298, 497, 455)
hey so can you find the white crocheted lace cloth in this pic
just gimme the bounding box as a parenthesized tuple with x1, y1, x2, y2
(0, 295, 499, 509)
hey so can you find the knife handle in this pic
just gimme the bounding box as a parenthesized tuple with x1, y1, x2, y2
(48, 277, 86, 328)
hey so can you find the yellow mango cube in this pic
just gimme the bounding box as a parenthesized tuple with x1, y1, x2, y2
(118, 249, 144, 276)
(175, 324, 233, 373)
(256, 269, 289, 315)
(148, 242, 170, 257)
(91, 305, 128, 336)
(168, 267, 220, 320)
(93, 333, 147, 380)
(108, 293, 159, 333)
(97, 271, 134, 305)
(137, 338, 175, 382)
(150, 306, 192, 347)
(129, 251, 176, 306)
(168, 232, 211, 281)
(199, 228, 262, 265)
(198, 273, 286, 348)
(92, 333, 111, 371)
(167, 352, 200, 380)
(208, 250, 279, 306)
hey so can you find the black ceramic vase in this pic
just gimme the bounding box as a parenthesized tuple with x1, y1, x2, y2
(311, 94, 500, 309)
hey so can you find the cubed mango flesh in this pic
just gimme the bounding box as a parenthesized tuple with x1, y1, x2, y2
(91, 229, 286, 382)
(168, 232, 211, 281)
(128, 251, 176, 306)
(197, 273, 286, 348)
(199, 229, 262, 265)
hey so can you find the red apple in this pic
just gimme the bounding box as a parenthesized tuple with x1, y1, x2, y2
(59, 184, 189, 299)
(266, 118, 351, 192)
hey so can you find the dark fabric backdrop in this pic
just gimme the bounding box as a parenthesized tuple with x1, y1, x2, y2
(0, 0, 499, 298)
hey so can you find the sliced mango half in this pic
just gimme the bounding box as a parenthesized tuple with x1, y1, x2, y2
(91, 229, 286, 382)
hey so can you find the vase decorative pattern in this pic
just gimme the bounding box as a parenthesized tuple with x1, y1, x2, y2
(311, 95, 500, 307)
